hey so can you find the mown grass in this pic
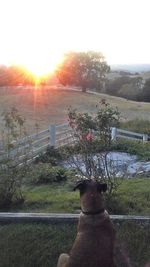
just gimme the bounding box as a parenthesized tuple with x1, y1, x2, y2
(0, 221, 149, 267)
(8, 178, 150, 216)
(108, 178, 150, 215)
(13, 182, 80, 213)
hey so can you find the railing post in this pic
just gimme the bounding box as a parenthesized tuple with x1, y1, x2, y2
(111, 127, 117, 141)
(143, 134, 148, 142)
(49, 124, 56, 147)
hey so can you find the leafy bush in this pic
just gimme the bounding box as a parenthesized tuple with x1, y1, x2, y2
(34, 147, 63, 165)
(0, 107, 31, 209)
(27, 164, 71, 185)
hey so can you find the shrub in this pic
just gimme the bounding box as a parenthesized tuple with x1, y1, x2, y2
(66, 100, 120, 194)
(27, 164, 71, 185)
(0, 107, 31, 209)
(34, 147, 63, 165)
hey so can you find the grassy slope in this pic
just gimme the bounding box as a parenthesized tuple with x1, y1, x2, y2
(0, 87, 150, 133)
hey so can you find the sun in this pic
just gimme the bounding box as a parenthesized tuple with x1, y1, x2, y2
(27, 55, 63, 77)
(13, 51, 64, 78)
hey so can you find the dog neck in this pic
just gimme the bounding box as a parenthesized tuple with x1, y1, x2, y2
(81, 208, 105, 216)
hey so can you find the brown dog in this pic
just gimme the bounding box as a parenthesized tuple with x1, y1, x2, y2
(57, 179, 116, 267)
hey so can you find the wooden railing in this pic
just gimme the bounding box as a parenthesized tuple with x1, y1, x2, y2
(0, 124, 149, 165)
(0, 212, 150, 224)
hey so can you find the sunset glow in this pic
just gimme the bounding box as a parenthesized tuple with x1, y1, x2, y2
(18, 52, 64, 77)
(0, 0, 150, 72)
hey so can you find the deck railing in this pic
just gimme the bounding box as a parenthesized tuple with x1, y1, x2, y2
(0, 212, 150, 225)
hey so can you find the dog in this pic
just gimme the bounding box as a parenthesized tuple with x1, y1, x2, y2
(57, 179, 116, 267)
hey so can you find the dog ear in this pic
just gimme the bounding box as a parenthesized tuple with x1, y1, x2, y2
(97, 183, 107, 192)
(73, 180, 87, 191)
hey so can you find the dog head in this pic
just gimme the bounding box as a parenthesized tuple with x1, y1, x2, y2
(74, 179, 107, 214)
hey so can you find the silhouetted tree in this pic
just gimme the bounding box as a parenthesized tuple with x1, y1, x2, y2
(56, 51, 110, 92)
(106, 76, 143, 100)
(0, 65, 35, 86)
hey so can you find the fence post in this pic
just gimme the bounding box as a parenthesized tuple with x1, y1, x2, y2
(49, 125, 56, 147)
(111, 127, 117, 141)
(143, 134, 148, 142)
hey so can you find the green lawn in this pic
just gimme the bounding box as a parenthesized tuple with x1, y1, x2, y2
(8, 178, 150, 216)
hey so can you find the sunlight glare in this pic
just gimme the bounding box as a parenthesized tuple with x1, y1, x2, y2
(15, 52, 64, 77)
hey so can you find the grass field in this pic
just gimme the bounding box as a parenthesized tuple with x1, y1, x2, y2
(0, 86, 150, 133)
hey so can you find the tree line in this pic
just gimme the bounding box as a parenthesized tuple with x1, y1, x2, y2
(0, 51, 150, 102)
(56, 51, 150, 102)
(0, 65, 36, 86)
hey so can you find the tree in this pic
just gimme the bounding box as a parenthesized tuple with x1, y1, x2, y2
(0, 65, 11, 86)
(8, 65, 35, 86)
(118, 77, 143, 100)
(56, 51, 110, 92)
(142, 78, 150, 102)
(106, 76, 143, 100)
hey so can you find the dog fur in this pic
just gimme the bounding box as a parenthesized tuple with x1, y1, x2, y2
(57, 179, 116, 267)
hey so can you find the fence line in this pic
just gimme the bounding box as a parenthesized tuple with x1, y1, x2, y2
(0, 123, 149, 164)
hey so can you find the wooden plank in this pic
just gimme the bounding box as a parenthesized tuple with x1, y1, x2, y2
(56, 129, 73, 136)
(32, 136, 49, 146)
(16, 129, 49, 145)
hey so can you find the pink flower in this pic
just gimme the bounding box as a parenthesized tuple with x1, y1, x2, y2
(86, 132, 94, 141)
(80, 131, 94, 141)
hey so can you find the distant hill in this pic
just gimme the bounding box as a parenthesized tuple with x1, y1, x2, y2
(111, 64, 150, 73)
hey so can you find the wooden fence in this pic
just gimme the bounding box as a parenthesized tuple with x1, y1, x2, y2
(0, 124, 149, 165)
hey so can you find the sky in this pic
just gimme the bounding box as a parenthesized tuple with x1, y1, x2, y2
(0, 0, 150, 75)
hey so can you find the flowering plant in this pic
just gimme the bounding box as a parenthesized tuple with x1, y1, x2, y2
(67, 100, 120, 194)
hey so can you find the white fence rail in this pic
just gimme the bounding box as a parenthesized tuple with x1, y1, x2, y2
(0, 124, 149, 164)
(111, 127, 149, 142)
